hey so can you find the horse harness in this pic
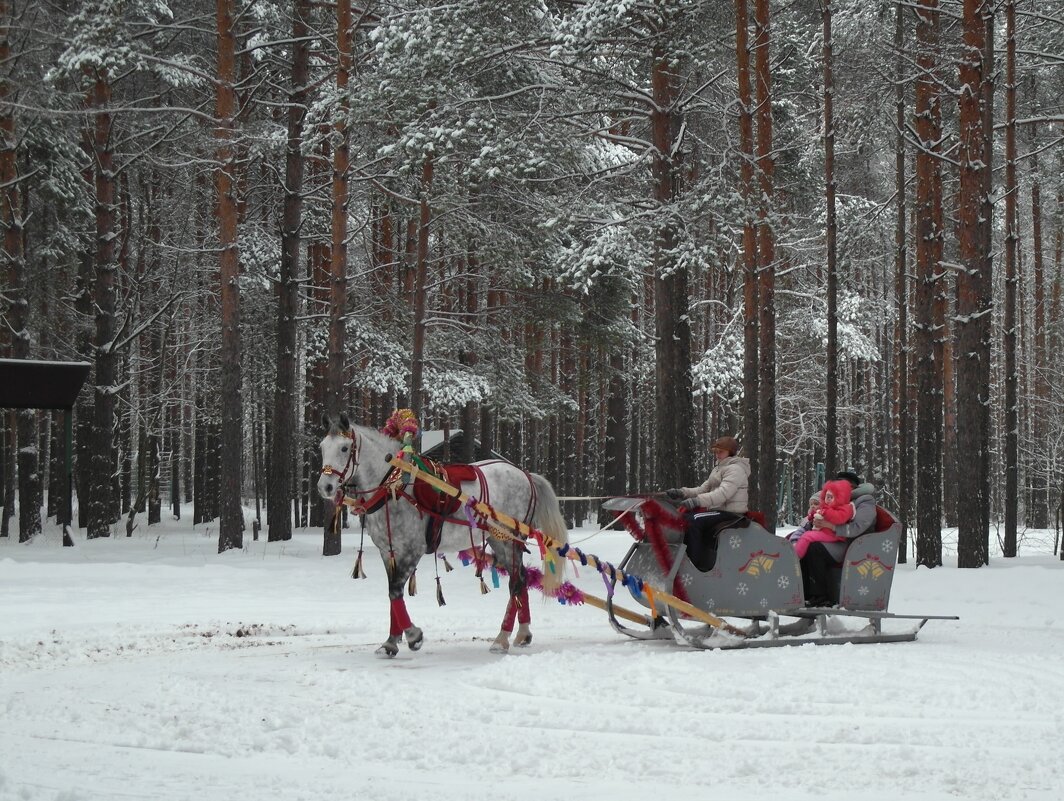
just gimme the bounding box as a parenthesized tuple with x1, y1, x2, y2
(335, 430, 538, 554)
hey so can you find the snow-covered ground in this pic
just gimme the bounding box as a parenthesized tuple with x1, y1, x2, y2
(1, 512, 1061, 801)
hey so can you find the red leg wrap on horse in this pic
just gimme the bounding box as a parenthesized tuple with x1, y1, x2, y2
(517, 587, 531, 624)
(390, 597, 413, 636)
(501, 598, 517, 632)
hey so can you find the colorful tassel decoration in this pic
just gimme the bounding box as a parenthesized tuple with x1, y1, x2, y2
(555, 581, 585, 606)
(352, 550, 367, 579)
(407, 571, 417, 597)
(436, 577, 446, 607)
(490, 566, 500, 589)
(525, 566, 544, 590)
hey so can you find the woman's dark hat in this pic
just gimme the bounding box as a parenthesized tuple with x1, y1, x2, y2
(836, 470, 862, 487)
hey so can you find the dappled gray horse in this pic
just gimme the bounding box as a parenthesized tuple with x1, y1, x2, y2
(318, 415, 568, 656)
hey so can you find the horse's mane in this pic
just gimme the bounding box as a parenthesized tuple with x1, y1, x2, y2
(351, 423, 393, 453)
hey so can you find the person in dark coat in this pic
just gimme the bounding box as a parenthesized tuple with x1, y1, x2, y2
(800, 470, 877, 606)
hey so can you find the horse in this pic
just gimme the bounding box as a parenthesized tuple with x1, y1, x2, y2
(317, 414, 569, 657)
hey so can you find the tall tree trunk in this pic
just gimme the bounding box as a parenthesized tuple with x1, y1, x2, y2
(823, 0, 838, 479)
(1, 5, 40, 540)
(753, 0, 777, 529)
(941, 320, 957, 525)
(913, 0, 944, 567)
(600, 349, 628, 525)
(893, 3, 910, 563)
(651, 35, 693, 489)
(169, 326, 183, 521)
(1, 414, 13, 537)
(193, 393, 206, 525)
(459, 237, 479, 462)
(409, 154, 433, 420)
(48, 411, 62, 521)
(87, 70, 116, 540)
(327, 0, 351, 421)
(307, 242, 328, 530)
(1029, 143, 1048, 529)
(216, 0, 243, 553)
(955, 0, 991, 568)
(268, 0, 310, 543)
(736, 0, 759, 505)
(1003, 0, 1018, 557)
(145, 187, 163, 526)
(479, 287, 499, 460)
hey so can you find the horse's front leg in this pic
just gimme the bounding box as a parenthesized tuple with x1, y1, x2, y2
(376, 554, 424, 658)
(491, 566, 531, 654)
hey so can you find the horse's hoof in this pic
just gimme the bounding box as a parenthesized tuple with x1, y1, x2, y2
(489, 635, 510, 654)
(405, 626, 424, 651)
(375, 642, 399, 658)
(514, 632, 532, 648)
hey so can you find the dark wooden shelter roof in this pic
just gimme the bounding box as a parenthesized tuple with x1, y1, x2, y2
(0, 359, 91, 410)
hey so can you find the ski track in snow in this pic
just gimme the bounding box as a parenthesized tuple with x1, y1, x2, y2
(1, 525, 1062, 801)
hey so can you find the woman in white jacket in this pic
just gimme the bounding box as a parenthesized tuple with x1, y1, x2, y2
(665, 436, 751, 570)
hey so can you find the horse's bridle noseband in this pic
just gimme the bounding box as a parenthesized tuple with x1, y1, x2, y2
(321, 429, 360, 505)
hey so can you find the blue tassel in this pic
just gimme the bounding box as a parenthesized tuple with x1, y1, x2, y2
(490, 566, 500, 589)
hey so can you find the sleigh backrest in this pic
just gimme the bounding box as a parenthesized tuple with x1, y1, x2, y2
(837, 506, 901, 612)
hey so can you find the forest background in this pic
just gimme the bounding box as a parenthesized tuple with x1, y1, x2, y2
(1, 0, 1062, 568)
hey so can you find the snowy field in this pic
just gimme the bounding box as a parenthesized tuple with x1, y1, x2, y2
(1, 512, 1062, 801)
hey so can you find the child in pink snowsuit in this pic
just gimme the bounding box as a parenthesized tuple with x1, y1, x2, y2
(793, 479, 853, 559)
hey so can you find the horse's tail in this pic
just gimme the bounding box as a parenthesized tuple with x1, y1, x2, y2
(530, 473, 569, 594)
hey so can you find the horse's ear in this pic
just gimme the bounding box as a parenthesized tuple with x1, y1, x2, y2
(321, 413, 332, 431)
(339, 412, 351, 430)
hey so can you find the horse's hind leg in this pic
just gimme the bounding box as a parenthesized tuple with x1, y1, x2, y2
(512, 568, 533, 647)
(491, 570, 532, 653)
(513, 595, 532, 648)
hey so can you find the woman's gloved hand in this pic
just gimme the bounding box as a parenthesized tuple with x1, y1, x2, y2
(665, 488, 684, 501)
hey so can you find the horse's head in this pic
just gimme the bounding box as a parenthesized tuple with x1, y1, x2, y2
(317, 413, 359, 502)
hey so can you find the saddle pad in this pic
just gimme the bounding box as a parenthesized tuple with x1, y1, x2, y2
(411, 476, 463, 518)
(444, 463, 479, 485)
